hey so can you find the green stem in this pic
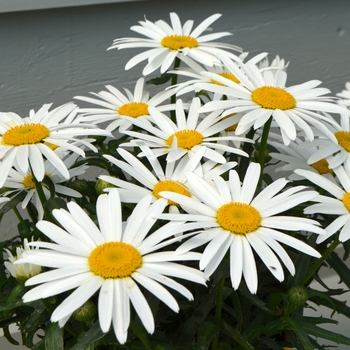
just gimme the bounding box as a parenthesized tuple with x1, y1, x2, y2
(30, 170, 51, 220)
(300, 239, 340, 287)
(211, 274, 226, 350)
(170, 57, 181, 122)
(129, 320, 153, 350)
(257, 116, 272, 187)
(13, 206, 24, 223)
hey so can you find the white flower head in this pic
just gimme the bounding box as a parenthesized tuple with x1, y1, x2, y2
(196, 53, 348, 146)
(4, 238, 42, 282)
(0, 103, 111, 187)
(75, 78, 176, 132)
(108, 12, 242, 75)
(120, 97, 249, 163)
(296, 166, 350, 243)
(159, 162, 324, 294)
(17, 190, 205, 344)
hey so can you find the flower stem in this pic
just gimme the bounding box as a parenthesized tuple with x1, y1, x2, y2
(30, 170, 51, 220)
(211, 274, 225, 350)
(300, 239, 340, 287)
(257, 116, 272, 187)
(170, 57, 181, 122)
(13, 206, 24, 223)
(130, 320, 153, 350)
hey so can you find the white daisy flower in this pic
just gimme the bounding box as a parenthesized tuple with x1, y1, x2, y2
(258, 55, 289, 73)
(108, 12, 241, 76)
(4, 238, 42, 282)
(159, 162, 323, 294)
(100, 145, 236, 213)
(337, 82, 350, 107)
(300, 113, 350, 172)
(17, 190, 205, 344)
(75, 78, 176, 132)
(295, 166, 350, 243)
(268, 135, 334, 181)
(3, 152, 86, 220)
(120, 97, 249, 163)
(196, 53, 347, 145)
(0, 103, 111, 188)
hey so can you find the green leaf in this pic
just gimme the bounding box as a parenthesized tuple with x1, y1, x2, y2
(43, 197, 68, 214)
(2, 325, 20, 345)
(197, 322, 220, 350)
(220, 319, 255, 350)
(45, 322, 63, 350)
(284, 316, 314, 350)
(17, 219, 32, 240)
(67, 321, 105, 350)
(302, 321, 350, 346)
(327, 251, 350, 290)
(0, 284, 25, 314)
(0, 191, 26, 214)
(146, 73, 174, 86)
(302, 316, 338, 326)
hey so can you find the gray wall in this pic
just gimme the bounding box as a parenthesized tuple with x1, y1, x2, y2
(1, 0, 350, 117)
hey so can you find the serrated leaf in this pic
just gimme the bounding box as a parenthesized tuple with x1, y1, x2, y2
(302, 321, 350, 346)
(67, 321, 104, 350)
(327, 252, 350, 290)
(221, 319, 255, 350)
(45, 322, 63, 350)
(284, 316, 314, 350)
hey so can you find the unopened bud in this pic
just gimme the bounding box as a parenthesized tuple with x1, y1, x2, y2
(73, 300, 96, 323)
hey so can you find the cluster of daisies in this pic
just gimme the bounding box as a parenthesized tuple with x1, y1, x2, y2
(3, 12, 350, 345)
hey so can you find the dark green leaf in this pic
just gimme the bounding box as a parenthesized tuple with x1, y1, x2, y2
(43, 197, 67, 214)
(284, 316, 314, 350)
(220, 319, 255, 350)
(17, 219, 32, 240)
(0, 191, 26, 214)
(146, 73, 174, 86)
(2, 325, 20, 345)
(45, 322, 63, 350)
(67, 321, 105, 350)
(197, 322, 220, 350)
(327, 252, 350, 290)
(302, 321, 350, 346)
(42, 175, 56, 198)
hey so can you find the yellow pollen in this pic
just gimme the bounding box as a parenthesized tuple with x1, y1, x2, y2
(165, 130, 204, 150)
(153, 180, 191, 206)
(310, 158, 333, 175)
(216, 202, 261, 235)
(161, 35, 198, 50)
(335, 131, 350, 152)
(88, 242, 142, 279)
(210, 72, 240, 86)
(251, 86, 296, 110)
(342, 192, 350, 213)
(118, 102, 149, 118)
(2, 123, 50, 146)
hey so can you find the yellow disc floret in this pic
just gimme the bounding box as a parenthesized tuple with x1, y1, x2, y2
(118, 102, 149, 118)
(153, 180, 191, 206)
(89, 242, 142, 279)
(310, 158, 333, 175)
(165, 130, 204, 150)
(22, 174, 36, 189)
(210, 72, 240, 86)
(335, 131, 350, 152)
(2, 124, 50, 146)
(342, 192, 350, 212)
(161, 35, 198, 50)
(216, 202, 262, 235)
(252, 86, 296, 110)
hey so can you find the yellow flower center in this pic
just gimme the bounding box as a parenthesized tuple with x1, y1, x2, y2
(2, 124, 50, 146)
(44, 141, 59, 150)
(153, 180, 191, 206)
(310, 158, 333, 175)
(210, 72, 240, 86)
(342, 192, 350, 213)
(165, 130, 204, 150)
(22, 173, 51, 189)
(216, 202, 262, 235)
(335, 131, 350, 152)
(161, 35, 198, 50)
(88, 242, 142, 279)
(118, 102, 149, 118)
(251, 86, 296, 110)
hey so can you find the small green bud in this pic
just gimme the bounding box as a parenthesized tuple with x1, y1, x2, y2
(95, 178, 115, 195)
(69, 179, 89, 193)
(287, 286, 309, 307)
(73, 300, 97, 323)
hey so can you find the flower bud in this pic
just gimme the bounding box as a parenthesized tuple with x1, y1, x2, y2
(287, 286, 309, 307)
(73, 300, 97, 323)
(69, 179, 89, 194)
(95, 179, 115, 195)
